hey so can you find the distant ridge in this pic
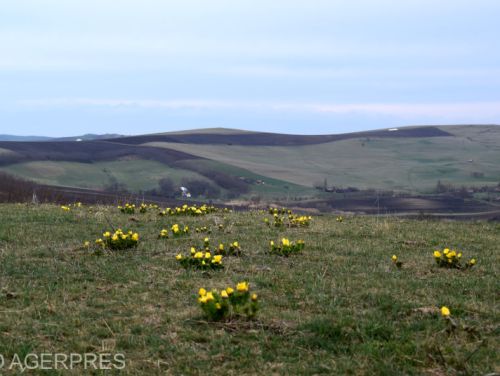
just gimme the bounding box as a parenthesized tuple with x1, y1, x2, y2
(0, 134, 125, 142)
(0, 135, 52, 142)
(110, 126, 452, 146)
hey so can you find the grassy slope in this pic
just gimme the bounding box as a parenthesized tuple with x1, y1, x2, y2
(0, 204, 498, 374)
(0, 158, 310, 198)
(0, 147, 15, 155)
(144, 126, 500, 192)
(0, 160, 210, 192)
(177, 159, 316, 197)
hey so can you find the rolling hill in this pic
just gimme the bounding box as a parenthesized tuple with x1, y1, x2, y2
(0, 125, 499, 203)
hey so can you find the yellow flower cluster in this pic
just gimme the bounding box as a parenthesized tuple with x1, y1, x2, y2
(264, 209, 313, 228)
(433, 248, 476, 269)
(95, 229, 139, 250)
(158, 224, 190, 239)
(268, 207, 292, 215)
(336, 216, 343, 222)
(269, 238, 305, 256)
(176, 248, 223, 270)
(61, 202, 82, 211)
(118, 203, 135, 214)
(216, 241, 242, 256)
(289, 215, 312, 228)
(197, 281, 258, 321)
(268, 213, 284, 227)
(158, 204, 219, 216)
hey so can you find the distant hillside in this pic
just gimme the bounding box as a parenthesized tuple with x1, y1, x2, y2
(0, 134, 124, 142)
(0, 135, 52, 141)
(111, 126, 451, 146)
(56, 133, 125, 141)
(0, 125, 499, 200)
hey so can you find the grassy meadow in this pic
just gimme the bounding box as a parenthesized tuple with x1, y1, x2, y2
(0, 160, 210, 193)
(144, 130, 500, 192)
(0, 203, 498, 375)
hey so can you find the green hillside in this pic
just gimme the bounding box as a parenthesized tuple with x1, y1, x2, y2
(142, 125, 500, 192)
(0, 160, 208, 192)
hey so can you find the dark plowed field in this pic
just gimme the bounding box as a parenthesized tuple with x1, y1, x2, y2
(109, 126, 451, 146)
(0, 140, 201, 166)
(312, 195, 498, 215)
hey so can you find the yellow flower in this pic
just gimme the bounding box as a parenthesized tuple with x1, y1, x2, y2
(198, 296, 208, 304)
(282, 238, 290, 247)
(457, 253, 462, 258)
(441, 306, 450, 317)
(175, 254, 183, 260)
(212, 255, 222, 264)
(443, 248, 449, 254)
(121, 234, 127, 240)
(219, 244, 224, 251)
(95, 238, 103, 244)
(194, 252, 203, 259)
(233, 241, 239, 248)
(220, 290, 229, 298)
(270, 240, 274, 247)
(226, 287, 234, 295)
(112, 234, 119, 241)
(433, 250, 441, 258)
(469, 258, 476, 265)
(83, 241, 90, 247)
(103, 231, 111, 238)
(206, 292, 214, 301)
(215, 303, 222, 310)
(198, 288, 207, 296)
(251, 293, 258, 301)
(131, 233, 139, 241)
(190, 247, 196, 255)
(204, 252, 211, 259)
(391, 255, 397, 262)
(204, 237, 209, 243)
(236, 281, 249, 292)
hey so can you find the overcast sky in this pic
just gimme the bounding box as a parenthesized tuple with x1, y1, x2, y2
(1, 0, 499, 136)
